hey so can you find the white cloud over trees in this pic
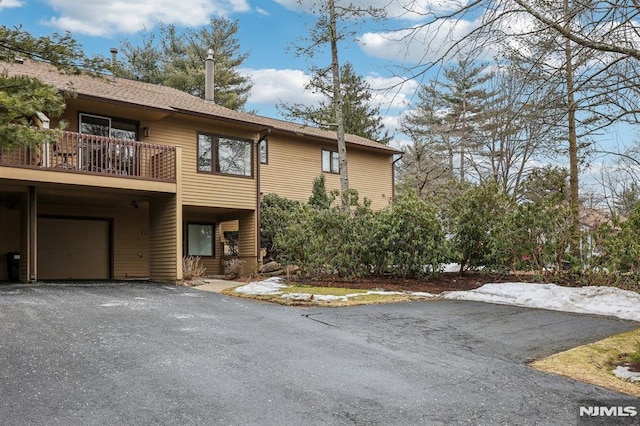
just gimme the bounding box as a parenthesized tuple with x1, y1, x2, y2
(42, 0, 251, 36)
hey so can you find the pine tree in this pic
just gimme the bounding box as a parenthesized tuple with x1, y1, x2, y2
(280, 62, 391, 144)
(119, 18, 253, 111)
(308, 175, 331, 209)
(402, 58, 492, 184)
(0, 26, 106, 148)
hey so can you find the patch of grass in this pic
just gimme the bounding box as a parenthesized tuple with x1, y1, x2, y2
(625, 342, 640, 363)
(282, 285, 368, 296)
(221, 284, 434, 307)
(530, 328, 640, 397)
(313, 293, 431, 307)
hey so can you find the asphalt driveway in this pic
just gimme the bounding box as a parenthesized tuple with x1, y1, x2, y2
(0, 282, 638, 425)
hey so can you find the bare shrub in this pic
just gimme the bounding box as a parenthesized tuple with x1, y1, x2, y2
(182, 255, 207, 281)
(223, 258, 246, 279)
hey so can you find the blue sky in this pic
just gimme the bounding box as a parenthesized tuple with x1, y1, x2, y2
(1, 0, 457, 147)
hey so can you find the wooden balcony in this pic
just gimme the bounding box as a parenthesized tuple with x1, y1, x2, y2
(0, 131, 176, 182)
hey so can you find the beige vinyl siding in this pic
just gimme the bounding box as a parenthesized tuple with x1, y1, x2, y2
(260, 134, 394, 210)
(237, 211, 257, 274)
(119, 113, 257, 210)
(0, 202, 22, 280)
(343, 149, 394, 210)
(133, 116, 257, 210)
(149, 194, 181, 282)
(220, 220, 239, 235)
(38, 202, 150, 279)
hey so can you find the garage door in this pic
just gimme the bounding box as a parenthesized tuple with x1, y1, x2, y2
(38, 218, 110, 280)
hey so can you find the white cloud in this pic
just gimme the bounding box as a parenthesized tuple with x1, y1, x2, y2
(241, 67, 412, 143)
(0, 0, 24, 9)
(358, 16, 488, 65)
(42, 0, 251, 36)
(242, 68, 323, 106)
(365, 74, 418, 109)
(363, 74, 419, 137)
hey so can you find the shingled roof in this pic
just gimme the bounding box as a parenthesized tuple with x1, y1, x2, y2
(3, 59, 402, 154)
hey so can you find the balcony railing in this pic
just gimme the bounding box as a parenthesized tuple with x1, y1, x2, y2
(0, 130, 176, 182)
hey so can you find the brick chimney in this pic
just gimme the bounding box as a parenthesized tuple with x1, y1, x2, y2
(205, 49, 214, 102)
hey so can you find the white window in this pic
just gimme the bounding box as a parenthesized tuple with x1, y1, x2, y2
(322, 149, 339, 174)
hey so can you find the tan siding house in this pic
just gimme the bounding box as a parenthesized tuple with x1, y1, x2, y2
(0, 59, 401, 282)
(260, 132, 395, 210)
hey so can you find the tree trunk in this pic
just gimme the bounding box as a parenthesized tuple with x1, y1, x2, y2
(329, 0, 350, 211)
(565, 0, 581, 262)
(460, 93, 466, 181)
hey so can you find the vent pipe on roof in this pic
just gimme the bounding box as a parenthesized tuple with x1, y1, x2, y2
(205, 49, 214, 102)
(110, 47, 118, 80)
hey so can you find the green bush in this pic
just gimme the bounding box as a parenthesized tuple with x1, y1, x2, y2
(597, 205, 640, 274)
(276, 202, 375, 277)
(443, 182, 510, 272)
(371, 192, 449, 278)
(276, 191, 448, 279)
(308, 175, 332, 210)
(260, 193, 300, 260)
(491, 200, 572, 273)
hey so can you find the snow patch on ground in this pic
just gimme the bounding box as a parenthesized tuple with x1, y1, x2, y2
(613, 366, 640, 382)
(234, 277, 288, 295)
(443, 283, 640, 322)
(234, 279, 640, 322)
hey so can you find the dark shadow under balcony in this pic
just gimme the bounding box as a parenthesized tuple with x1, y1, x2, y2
(0, 131, 176, 182)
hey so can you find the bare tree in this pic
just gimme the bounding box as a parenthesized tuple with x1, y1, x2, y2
(392, 0, 640, 255)
(471, 69, 562, 197)
(396, 132, 452, 199)
(292, 0, 385, 210)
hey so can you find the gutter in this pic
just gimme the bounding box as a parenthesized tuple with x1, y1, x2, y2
(256, 129, 271, 266)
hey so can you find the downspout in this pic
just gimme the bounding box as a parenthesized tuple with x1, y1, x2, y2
(392, 153, 404, 201)
(256, 129, 271, 266)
